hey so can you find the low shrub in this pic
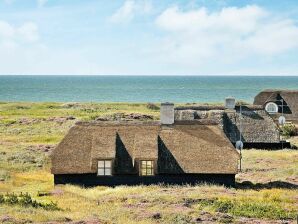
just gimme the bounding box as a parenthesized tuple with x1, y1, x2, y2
(146, 103, 160, 110)
(19, 192, 33, 206)
(1, 192, 60, 211)
(280, 124, 296, 137)
(5, 193, 18, 204)
(169, 214, 193, 224)
(213, 199, 234, 213)
(15, 105, 31, 110)
(209, 198, 296, 220)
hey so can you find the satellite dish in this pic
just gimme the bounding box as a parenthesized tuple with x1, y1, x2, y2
(278, 116, 286, 125)
(236, 140, 243, 150)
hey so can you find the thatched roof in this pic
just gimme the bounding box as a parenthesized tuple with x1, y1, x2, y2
(254, 89, 298, 121)
(174, 105, 279, 144)
(223, 107, 280, 143)
(175, 105, 263, 111)
(51, 122, 239, 175)
(175, 105, 225, 110)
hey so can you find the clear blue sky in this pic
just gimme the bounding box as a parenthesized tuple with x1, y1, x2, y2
(0, 0, 298, 75)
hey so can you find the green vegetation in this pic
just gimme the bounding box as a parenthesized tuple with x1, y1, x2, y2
(0, 102, 160, 120)
(0, 192, 60, 211)
(205, 197, 296, 219)
(281, 123, 296, 137)
(0, 102, 297, 223)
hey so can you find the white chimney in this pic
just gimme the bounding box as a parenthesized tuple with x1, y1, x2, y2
(225, 97, 236, 109)
(160, 102, 174, 125)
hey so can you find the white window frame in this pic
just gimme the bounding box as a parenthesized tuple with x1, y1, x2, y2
(97, 160, 112, 176)
(265, 102, 278, 114)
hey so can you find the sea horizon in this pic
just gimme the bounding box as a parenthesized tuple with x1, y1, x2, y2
(1, 74, 298, 76)
(1, 75, 297, 103)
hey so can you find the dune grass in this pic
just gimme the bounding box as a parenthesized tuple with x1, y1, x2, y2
(0, 102, 297, 223)
(0, 102, 160, 120)
(237, 150, 298, 184)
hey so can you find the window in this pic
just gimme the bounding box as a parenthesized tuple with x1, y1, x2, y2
(265, 102, 278, 114)
(97, 160, 112, 176)
(140, 160, 154, 176)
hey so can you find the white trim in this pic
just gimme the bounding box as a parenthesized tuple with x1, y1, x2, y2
(265, 102, 278, 114)
(97, 160, 112, 176)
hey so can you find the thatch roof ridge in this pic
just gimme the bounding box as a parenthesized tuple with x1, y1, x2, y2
(176, 105, 264, 111)
(76, 120, 161, 127)
(76, 120, 223, 126)
(254, 89, 298, 105)
(235, 105, 263, 110)
(175, 105, 224, 110)
(174, 119, 219, 125)
(258, 89, 298, 93)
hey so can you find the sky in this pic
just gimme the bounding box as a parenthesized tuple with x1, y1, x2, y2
(0, 0, 298, 76)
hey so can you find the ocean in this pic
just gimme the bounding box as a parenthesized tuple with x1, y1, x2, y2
(0, 75, 297, 103)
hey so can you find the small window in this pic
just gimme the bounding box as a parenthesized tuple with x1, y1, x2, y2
(140, 160, 154, 176)
(265, 102, 278, 114)
(97, 160, 112, 176)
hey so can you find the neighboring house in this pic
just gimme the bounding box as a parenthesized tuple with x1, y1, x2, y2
(175, 99, 282, 149)
(51, 103, 240, 187)
(222, 106, 281, 148)
(254, 89, 298, 123)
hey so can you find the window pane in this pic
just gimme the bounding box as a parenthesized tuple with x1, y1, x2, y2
(98, 168, 104, 176)
(147, 169, 152, 175)
(98, 161, 104, 168)
(105, 160, 112, 168)
(140, 160, 154, 176)
(266, 103, 278, 113)
(268, 105, 274, 111)
(105, 168, 111, 176)
(141, 169, 147, 175)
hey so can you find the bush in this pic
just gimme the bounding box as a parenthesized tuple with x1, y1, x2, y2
(210, 198, 296, 220)
(231, 201, 292, 219)
(146, 103, 159, 110)
(1, 193, 60, 211)
(41, 201, 60, 210)
(280, 124, 296, 137)
(213, 199, 234, 213)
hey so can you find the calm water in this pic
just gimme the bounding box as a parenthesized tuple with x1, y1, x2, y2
(0, 76, 297, 103)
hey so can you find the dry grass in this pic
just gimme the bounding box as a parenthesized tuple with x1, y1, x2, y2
(289, 136, 298, 147)
(0, 102, 297, 223)
(237, 149, 298, 185)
